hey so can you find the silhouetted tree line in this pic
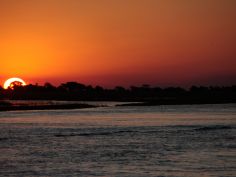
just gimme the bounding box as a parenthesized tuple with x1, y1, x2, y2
(0, 82, 236, 104)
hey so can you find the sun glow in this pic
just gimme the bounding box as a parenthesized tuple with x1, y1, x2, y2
(4, 77, 27, 89)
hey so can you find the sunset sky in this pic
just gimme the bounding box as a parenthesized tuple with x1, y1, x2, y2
(0, 0, 236, 87)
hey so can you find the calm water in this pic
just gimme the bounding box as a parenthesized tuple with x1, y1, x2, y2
(0, 104, 235, 177)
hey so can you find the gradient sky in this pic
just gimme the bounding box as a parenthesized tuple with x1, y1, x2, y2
(0, 0, 236, 87)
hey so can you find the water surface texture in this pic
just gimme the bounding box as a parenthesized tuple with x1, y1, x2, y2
(0, 104, 235, 177)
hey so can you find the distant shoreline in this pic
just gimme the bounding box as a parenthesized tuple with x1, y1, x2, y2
(0, 102, 97, 112)
(116, 101, 236, 107)
(0, 100, 235, 112)
(116, 100, 236, 107)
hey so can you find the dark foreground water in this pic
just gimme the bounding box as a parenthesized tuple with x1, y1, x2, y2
(0, 104, 235, 177)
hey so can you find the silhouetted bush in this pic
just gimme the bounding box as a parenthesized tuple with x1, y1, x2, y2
(0, 82, 235, 104)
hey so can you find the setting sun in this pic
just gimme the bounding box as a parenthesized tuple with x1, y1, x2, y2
(4, 77, 26, 89)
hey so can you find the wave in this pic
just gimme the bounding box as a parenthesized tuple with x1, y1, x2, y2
(54, 130, 137, 137)
(0, 137, 8, 141)
(54, 125, 234, 137)
(195, 125, 232, 131)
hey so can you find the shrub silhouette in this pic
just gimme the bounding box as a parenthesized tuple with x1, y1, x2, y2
(0, 82, 235, 104)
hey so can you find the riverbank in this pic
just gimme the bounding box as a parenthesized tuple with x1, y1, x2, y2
(116, 100, 236, 106)
(1, 99, 236, 112)
(0, 101, 97, 111)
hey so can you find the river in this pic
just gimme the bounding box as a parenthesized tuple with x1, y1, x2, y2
(0, 103, 235, 177)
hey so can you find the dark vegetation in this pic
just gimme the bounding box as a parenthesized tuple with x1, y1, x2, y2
(0, 82, 236, 106)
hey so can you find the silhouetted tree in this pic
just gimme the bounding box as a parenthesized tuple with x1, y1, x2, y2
(59, 82, 86, 92)
(44, 82, 56, 91)
(0, 82, 235, 103)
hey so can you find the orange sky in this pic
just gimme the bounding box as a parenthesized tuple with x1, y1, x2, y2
(0, 0, 236, 87)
